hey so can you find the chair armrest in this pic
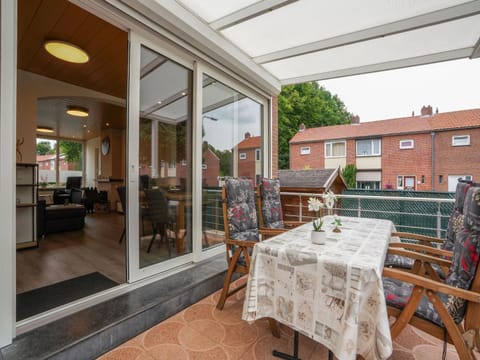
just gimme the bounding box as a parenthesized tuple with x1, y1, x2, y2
(392, 231, 445, 246)
(225, 239, 257, 247)
(283, 221, 305, 228)
(259, 227, 287, 236)
(387, 247, 451, 268)
(383, 267, 480, 303)
(389, 243, 453, 258)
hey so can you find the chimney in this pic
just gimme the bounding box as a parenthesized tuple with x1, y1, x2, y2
(244, 132, 251, 139)
(420, 105, 433, 117)
(351, 115, 360, 124)
(299, 123, 306, 132)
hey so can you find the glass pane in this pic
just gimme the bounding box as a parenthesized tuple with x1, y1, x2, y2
(36, 138, 57, 188)
(138, 45, 192, 268)
(373, 139, 381, 155)
(201, 74, 262, 250)
(58, 140, 83, 187)
(356, 140, 370, 156)
(332, 142, 345, 157)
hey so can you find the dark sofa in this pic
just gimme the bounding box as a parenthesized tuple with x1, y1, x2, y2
(37, 200, 87, 236)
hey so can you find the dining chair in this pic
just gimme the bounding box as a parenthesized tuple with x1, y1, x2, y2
(144, 189, 176, 256)
(384, 179, 472, 279)
(383, 185, 480, 360)
(216, 177, 280, 337)
(256, 178, 304, 239)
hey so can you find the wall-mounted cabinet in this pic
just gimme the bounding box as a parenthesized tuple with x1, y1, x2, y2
(16, 163, 38, 249)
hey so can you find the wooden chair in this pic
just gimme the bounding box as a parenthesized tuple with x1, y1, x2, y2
(383, 185, 480, 360)
(216, 177, 279, 337)
(256, 178, 304, 239)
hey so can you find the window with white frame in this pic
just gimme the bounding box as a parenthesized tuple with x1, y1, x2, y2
(300, 146, 310, 155)
(325, 140, 346, 158)
(399, 139, 414, 149)
(239, 152, 247, 160)
(356, 139, 381, 156)
(202, 164, 207, 170)
(452, 135, 470, 146)
(255, 149, 260, 161)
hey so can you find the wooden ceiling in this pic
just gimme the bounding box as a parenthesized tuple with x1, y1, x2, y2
(18, 0, 128, 99)
(18, 0, 128, 140)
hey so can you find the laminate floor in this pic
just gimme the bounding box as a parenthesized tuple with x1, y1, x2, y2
(16, 211, 127, 294)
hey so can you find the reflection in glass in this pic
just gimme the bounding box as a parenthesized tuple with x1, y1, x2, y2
(201, 74, 263, 250)
(138, 46, 192, 268)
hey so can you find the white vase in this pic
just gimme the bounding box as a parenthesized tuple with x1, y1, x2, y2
(311, 230, 326, 245)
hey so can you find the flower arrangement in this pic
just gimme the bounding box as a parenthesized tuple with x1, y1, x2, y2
(40, 174, 48, 188)
(308, 197, 324, 232)
(322, 190, 337, 215)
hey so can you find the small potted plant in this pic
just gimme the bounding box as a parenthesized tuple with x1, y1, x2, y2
(308, 197, 326, 244)
(311, 217, 326, 244)
(331, 215, 343, 233)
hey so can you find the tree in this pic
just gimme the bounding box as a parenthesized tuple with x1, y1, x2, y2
(36, 141, 52, 155)
(59, 140, 82, 170)
(342, 164, 357, 189)
(278, 82, 351, 169)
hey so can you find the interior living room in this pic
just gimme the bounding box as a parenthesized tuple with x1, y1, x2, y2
(15, 0, 194, 321)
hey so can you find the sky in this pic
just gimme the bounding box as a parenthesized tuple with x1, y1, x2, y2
(319, 58, 480, 123)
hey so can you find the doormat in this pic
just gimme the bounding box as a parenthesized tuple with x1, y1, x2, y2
(17, 272, 118, 321)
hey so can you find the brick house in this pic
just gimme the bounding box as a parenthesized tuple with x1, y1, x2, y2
(236, 133, 262, 185)
(290, 106, 480, 192)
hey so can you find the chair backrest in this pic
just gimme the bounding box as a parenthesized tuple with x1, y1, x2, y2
(139, 175, 150, 190)
(66, 176, 82, 189)
(223, 177, 259, 241)
(117, 186, 126, 214)
(144, 189, 170, 224)
(443, 179, 473, 250)
(445, 185, 480, 323)
(70, 188, 83, 204)
(257, 178, 284, 229)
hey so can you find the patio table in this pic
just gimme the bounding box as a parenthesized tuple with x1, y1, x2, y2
(242, 216, 396, 360)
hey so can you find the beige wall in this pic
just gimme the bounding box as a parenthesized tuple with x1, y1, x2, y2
(325, 157, 346, 169)
(356, 156, 381, 170)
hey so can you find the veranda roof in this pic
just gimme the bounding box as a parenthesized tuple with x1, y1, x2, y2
(140, 0, 480, 94)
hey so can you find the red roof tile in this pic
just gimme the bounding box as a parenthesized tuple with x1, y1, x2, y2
(238, 135, 261, 149)
(290, 108, 480, 143)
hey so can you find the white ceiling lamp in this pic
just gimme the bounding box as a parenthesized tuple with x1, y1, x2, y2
(66, 105, 89, 117)
(36, 126, 55, 133)
(44, 40, 89, 64)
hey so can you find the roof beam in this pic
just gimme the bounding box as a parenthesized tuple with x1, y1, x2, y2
(255, 1, 480, 64)
(210, 0, 298, 31)
(471, 36, 480, 59)
(280, 48, 474, 85)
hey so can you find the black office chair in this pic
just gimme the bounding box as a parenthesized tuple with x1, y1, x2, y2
(70, 188, 83, 204)
(66, 176, 82, 190)
(144, 189, 176, 256)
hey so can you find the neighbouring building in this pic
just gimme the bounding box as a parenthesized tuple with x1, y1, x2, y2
(236, 133, 262, 185)
(290, 106, 480, 192)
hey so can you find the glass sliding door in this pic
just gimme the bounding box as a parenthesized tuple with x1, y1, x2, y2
(201, 74, 263, 250)
(137, 45, 193, 268)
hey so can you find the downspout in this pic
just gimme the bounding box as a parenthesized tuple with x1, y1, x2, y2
(431, 131, 435, 191)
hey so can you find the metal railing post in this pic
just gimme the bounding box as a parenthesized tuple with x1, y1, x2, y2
(357, 198, 362, 218)
(437, 203, 442, 238)
(299, 194, 303, 222)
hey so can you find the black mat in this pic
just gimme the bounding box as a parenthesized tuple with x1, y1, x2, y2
(17, 272, 118, 321)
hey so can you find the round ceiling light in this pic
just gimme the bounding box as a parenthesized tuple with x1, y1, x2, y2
(36, 126, 55, 133)
(44, 40, 89, 64)
(66, 105, 89, 117)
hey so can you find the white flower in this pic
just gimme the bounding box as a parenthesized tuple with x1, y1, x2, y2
(308, 197, 324, 212)
(322, 190, 337, 209)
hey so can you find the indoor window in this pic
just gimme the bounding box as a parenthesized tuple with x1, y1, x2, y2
(452, 135, 470, 146)
(356, 139, 381, 156)
(325, 141, 346, 158)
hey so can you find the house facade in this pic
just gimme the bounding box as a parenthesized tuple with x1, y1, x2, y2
(290, 106, 480, 192)
(236, 133, 262, 185)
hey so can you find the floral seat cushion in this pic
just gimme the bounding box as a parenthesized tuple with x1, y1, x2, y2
(260, 178, 284, 229)
(225, 177, 259, 241)
(383, 186, 480, 326)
